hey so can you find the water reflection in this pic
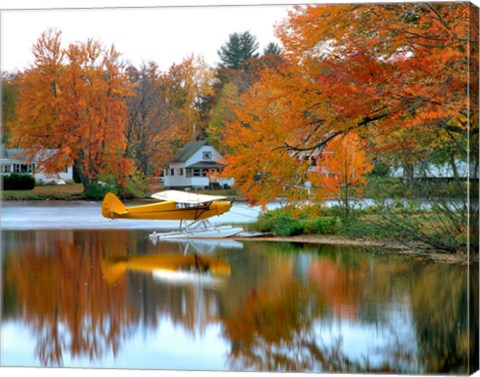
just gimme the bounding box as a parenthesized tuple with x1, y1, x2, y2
(102, 253, 231, 285)
(2, 229, 477, 373)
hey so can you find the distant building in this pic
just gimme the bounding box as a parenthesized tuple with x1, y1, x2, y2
(1, 144, 73, 183)
(163, 140, 234, 189)
(389, 160, 473, 180)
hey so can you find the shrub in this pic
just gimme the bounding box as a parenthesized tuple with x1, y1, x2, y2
(116, 173, 149, 199)
(272, 215, 304, 237)
(82, 182, 117, 199)
(301, 217, 337, 235)
(2, 174, 36, 190)
(254, 208, 337, 236)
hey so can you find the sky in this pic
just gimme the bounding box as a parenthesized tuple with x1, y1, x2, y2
(2, 0, 478, 74)
(1, 1, 297, 73)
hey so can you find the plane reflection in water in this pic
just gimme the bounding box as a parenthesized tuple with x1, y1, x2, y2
(102, 252, 232, 286)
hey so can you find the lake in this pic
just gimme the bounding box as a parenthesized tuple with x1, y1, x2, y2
(1, 201, 477, 373)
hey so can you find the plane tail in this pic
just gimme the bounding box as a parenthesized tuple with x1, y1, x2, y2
(102, 192, 128, 219)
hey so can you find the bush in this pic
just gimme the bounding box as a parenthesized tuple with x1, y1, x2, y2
(271, 213, 304, 237)
(301, 217, 337, 235)
(2, 174, 36, 190)
(82, 182, 117, 199)
(337, 220, 388, 239)
(254, 207, 337, 236)
(116, 173, 149, 199)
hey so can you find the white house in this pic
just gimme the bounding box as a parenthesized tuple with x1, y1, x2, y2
(1, 144, 73, 183)
(163, 140, 234, 189)
(389, 160, 473, 179)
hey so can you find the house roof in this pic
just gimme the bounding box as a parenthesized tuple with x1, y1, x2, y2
(172, 140, 210, 163)
(0, 145, 27, 161)
(0, 144, 58, 163)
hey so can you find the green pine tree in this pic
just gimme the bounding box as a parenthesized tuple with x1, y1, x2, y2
(218, 31, 259, 69)
(263, 42, 282, 56)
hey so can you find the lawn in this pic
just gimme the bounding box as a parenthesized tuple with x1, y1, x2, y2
(2, 183, 242, 200)
(2, 183, 84, 199)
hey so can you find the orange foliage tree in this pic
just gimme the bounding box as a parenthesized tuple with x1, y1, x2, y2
(12, 29, 134, 190)
(276, 2, 477, 152)
(316, 133, 373, 219)
(221, 74, 315, 206)
(220, 2, 477, 205)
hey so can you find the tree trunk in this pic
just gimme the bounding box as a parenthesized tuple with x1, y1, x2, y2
(73, 160, 93, 192)
(403, 163, 415, 189)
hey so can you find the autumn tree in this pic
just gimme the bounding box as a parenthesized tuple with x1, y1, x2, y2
(12, 29, 134, 191)
(208, 53, 284, 154)
(1, 71, 19, 145)
(218, 2, 477, 251)
(125, 62, 166, 177)
(316, 133, 373, 220)
(274, 3, 477, 171)
(150, 56, 216, 169)
(221, 75, 316, 206)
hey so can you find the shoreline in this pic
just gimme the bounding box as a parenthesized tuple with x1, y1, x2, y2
(234, 234, 478, 265)
(2, 198, 476, 264)
(0, 195, 249, 202)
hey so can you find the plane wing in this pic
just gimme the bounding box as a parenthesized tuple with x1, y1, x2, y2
(151, 190, 227, 204)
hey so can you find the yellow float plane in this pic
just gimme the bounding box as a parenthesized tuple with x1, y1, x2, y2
(101, 190, 243, 239)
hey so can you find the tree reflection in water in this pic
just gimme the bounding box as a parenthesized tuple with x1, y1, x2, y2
(220, 245, 416, 373)
(2, 231, 477, 373)
(3, 230, 137, 366)
(222, 279, 359, 372)
(410, 263, 478, 373)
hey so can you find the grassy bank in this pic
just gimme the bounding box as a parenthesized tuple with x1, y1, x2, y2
(239, 204, 475, 255)
(1, 183, 243, 201)
(2, 183, 84, 200)
(233, 234, 477, 264)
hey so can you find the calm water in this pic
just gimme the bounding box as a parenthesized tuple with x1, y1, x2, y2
(1, 202, 478, 373)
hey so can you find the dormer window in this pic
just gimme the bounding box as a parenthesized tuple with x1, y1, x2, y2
(203, 151, 212, 160)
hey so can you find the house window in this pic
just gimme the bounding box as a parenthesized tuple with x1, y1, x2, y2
(186, 169, 192, 177)
(193, 169, 201, 177)
(1, 165, 12, 173)
(203, 151, 212, 160)
(170, 168, 175, 176)
(178, 168, 184, 176)
(12, 164, 34, 174)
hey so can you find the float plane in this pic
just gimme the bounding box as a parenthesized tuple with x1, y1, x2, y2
(101, 190, 243, 240)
